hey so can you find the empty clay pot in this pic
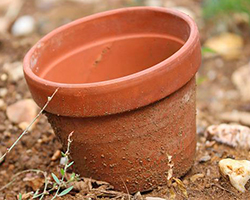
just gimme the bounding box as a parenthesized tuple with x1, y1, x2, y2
(23, 7, 201, 193)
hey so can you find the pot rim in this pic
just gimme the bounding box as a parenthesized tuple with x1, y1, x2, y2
(23, 6, 198, 89)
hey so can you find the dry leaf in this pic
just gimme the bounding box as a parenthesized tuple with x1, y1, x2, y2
(169, 187, 176, 200)
(173, 178, 188, 198)
(23, 175, 44, 191)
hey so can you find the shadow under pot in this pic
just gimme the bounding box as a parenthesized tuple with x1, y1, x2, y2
(23, 7, 201, 194)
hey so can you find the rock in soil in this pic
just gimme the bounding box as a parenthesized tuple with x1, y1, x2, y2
(219, 158, 250, 192)
(232, 63, 250, 101)
(11, 15, 35, 36)
(6, 99, 38, 125)
(199, 155, 211, 163)
(190, 173, 205, 183)
(205, 123, 250, 149)
(3, 61, 23, 82)
(51, 149, 61, 161)
(204, 32, 243, 60)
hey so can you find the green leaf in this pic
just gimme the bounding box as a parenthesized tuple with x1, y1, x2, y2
(18, 193, 22, 200)
(201, 47, 217, 55)
(61, 152, 66, 157)
(70, 173, 75, 179)
(69, 173, 75, 182)
(67, 161, 74, 168)
(32, 193, 42, 199)
(51, 173, 61, 185)
(60, 168, 65, 176)
(32, 190, 41, 198)
(58, 186, 74, 197)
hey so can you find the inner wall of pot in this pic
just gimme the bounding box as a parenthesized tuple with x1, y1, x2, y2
(30, 9, 190, 84)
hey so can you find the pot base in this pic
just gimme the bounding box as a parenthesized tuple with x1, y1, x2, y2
(46, 78, 196, 194)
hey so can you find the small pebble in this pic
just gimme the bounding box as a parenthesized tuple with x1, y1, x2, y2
(0, 74, 8, 81)
(183, 179, 189, 185)
(0, 99, 6, 110)
(190, 173, 205, 183)
(3, 131, 11, 138)
(0, 88, 7, 98)
(3, 62, 23, 82)
(11, 15, 35, 36)
(6, 99, 38, 124)
(0, 124, 5, 132)
(206, 169, 211, 176)
(134, 192, 143, 200)
(205, 141, 216, 148)
(51, 150, 61, 161)
(18, 122, 31, 130)
(199, 155, 211, 163)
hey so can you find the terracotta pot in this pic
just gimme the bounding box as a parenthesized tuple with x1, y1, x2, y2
(23, 7, 201, 193)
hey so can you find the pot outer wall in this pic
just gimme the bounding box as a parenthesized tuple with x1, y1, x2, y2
(46, 77, 196, 194)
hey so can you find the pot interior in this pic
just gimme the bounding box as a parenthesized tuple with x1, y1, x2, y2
(30, 9, 190, 84)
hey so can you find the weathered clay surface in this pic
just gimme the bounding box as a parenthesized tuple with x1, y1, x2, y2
(46, 78, 196, 193)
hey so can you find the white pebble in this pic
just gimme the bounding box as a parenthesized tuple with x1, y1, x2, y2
(219, 158, 250, 192)
(145, 0, 163, 7)
(0, 74, 8, 81)
(11, 15, 35, 36)
(0, 88, 7, 98)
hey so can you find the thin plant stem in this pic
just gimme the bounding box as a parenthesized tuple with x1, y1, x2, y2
(51, 131, 73, 200)
(0, 88, 59, 162)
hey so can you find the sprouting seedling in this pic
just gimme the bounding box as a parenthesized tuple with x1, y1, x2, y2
(32, 131, 76, 199)
(50, 131, 75, 199)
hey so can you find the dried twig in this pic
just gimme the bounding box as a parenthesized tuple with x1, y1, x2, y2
(211, 183, 239, 198)
(0, 88, 59, 162)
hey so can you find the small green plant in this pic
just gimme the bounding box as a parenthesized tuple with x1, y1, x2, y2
(32, 131, 76, 199)
(2, 132, 77, 200)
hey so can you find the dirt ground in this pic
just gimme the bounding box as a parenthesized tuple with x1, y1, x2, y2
(1, 0, 250, 199)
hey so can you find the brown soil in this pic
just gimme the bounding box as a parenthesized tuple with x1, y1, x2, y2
(1, 0, 250, 199)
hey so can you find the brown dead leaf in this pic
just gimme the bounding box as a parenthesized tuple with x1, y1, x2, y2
(169, 187, 176, 200)
(23, 175, 44, 191)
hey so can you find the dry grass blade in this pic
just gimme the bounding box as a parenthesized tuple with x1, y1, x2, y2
(173, 178, 188, 199)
